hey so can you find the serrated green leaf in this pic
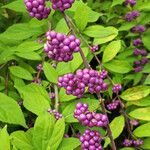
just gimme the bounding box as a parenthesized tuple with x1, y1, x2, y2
(74, 5, 89, 31)
(104, 116, 125, 147)
(111, 0, 124, 7)
(15, 41, 43, 52)
(43, 62, 58, 84)
(141, 138, 150, 149)
(0, 93, 27, 127)
(33, 113, 55, 150)
(102, 40, 121, 63)
(2, 0, 26, 12)
(58, 138, 80, 150)
(15, 52, 42, 60)
(129, 107, 150, 121)
(104, 59, 132, 74)
(22, 92, 50, 116)
(0, 126, 10, 150)
(121, 86, 150, 101)
(9, 66, 33, 80)
(47, 118, 65, 150)
(133, 122, 150, 137)
(11, 131, 33, 150)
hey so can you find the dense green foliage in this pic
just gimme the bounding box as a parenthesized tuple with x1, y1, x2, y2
(0, 0, 150, 149)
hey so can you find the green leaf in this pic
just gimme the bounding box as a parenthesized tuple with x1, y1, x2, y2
(119, 22, 137, 31)
(144, 75, 150, 85)
(15, 52, 42, 60)
(62, 98, 100, 123)
(55, 19, 69, 34)
(120, 148, 135, 150)
(33, 113, 55, 150)
(47, 118, 65, 150)
(2, 0, 26, 12)
(9, 66, 33, 80)
(130, 96, 150, 106)
(74, 5, 88, 31)
(104, 59, 132, 74)
(141, 138, 150, 149)
(0, 126, 10, 150)
(142, 29, 150, 50)
(70, 1, 100, 23)
(133, 122, 150, 137)
(59, 88, 76, 102)
(0, 93, 27, 127)
(111, 0, 124, 7)
(104, 116, 125, 147)
(22, 92, 50, 116)
(15, 41, 43, 52)
(102, 40, 121, 63)
(121, 86, 150, 101)
(0, 24, 43, 44)
(129, 107, 150, 121)
(58, 138, 80, 150)
(43, 62, 58, 84)
(11, 131, 33, 150)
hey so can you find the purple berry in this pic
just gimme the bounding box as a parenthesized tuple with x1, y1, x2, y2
(37, 63, 43, 71)
(90, 45, 99, 52)
(124, 0, 136, 7)
(125, 10, 140, 22)
(24, 0, 51, 20)
(134, 66, 143, 72)
(131, 25, 146, 33)
(130, 119, 139, 126)
(80, 129, 102, 150)
(133, 38, 143, 46)
(107, 100, 120, 110)
(50, 0, 75, 12)
(74, 103, 108, 128)
(44, 30, 80, 62)
(123, 139, 133, 147)
(47, 109, 62, 120)
(112, 84, 122, 93)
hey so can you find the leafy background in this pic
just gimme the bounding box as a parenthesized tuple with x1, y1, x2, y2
(0, 0, 150, 149)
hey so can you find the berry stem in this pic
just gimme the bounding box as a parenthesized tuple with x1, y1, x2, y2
(62, 11, 117, 150)
(62, 12, 90, 69)
(97, 93, 117, 150)
(62, 12, 102, 67)
(54, 84, 59, 111)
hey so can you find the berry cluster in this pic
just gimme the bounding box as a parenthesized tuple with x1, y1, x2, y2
(112, 84, 122, 93)
(24, 0, 51, 20)
(107, 100, 120, 110)
(80, 129, 102, 150)
(74, 103, 108, 128)
(123, 139, 143, 147)
(124, 0, 136, 7)
(50, 0, 75, 12)
(90, 45, 99, 52)
(44, 31, 80, 62)
(47, 109, 62, 120)
(133, 38, 143, 46)
(125, 10, 140, 22)
(37, 63, 43, 71)
(58, 69, 108, 98)
(124, 2, 149, 73)
(131, 25, 146, 33)
(129, 119, 139, 126)
(133, 48, 148, 56)
(49, 92, 55, 100)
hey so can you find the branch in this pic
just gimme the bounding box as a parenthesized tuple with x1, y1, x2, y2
(62, 11, 117, 150)
(54, 84, 59, 111)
